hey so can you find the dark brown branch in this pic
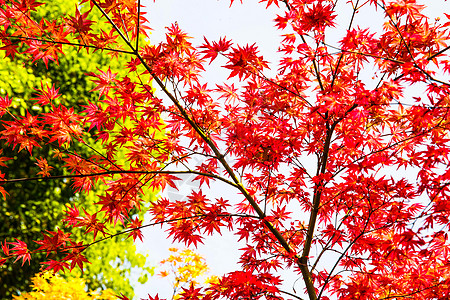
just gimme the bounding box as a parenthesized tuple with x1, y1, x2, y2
(299, 119, 337, 300)
(428, 45, 450, 61)
(6, 35, 135, 55)
(330, 0, 360, 90)
(3, 169, 238, 188)
(322, 41, 406, 65)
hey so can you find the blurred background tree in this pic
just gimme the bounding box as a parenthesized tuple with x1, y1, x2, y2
(12, 271, 117, 300)
(0, 0, 155, 297)
(159, 248, 217, 300)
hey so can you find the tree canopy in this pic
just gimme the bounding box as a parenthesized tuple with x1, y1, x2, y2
(1, 0, 450, 299)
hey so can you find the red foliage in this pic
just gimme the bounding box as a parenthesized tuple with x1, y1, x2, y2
(1, 0, 450, 299)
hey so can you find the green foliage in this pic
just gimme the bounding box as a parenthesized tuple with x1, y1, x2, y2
(0, 0, 154, 297)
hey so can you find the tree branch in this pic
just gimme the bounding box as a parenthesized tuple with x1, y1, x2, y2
(3, 169, 239, 188)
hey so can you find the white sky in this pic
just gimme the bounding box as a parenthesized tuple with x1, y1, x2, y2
(132, 0, 450, 299)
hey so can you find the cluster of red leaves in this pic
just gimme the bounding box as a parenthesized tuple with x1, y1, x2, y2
(1, 229, 90, 274)
(150, 191, 233, 247)
(138, 270, 282, 300)
(171, 270, 282, 300)
(1, 0, 450, 299)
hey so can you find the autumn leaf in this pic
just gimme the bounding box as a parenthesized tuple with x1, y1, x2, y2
(10, 239, 31, 266)
(35, 156, 53, 177)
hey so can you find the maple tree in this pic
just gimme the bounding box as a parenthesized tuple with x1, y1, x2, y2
(1, 0, 450, 299)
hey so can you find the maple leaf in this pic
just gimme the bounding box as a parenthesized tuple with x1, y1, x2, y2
(225, 43, 269, 80)
(0, 174, 8, 201)
(0, 94, 12, 117)
(0, 149, 11, 167)
(98, 0, 118, 14)
(81, 101, 108, 132)
(127, 217, 144, 242)
(32, 83, 60, 106)
(63, 204, 81, 227)
(41, 259, 69, 273)
(169, 220, 204, 247)
(86, 67, 118, 98)
(64, 241, 90, 270)
(0, 41, 19, 59)
(23, 40, 59, 68)
(179, 284, 204, 300)
(0, 7, 13, 31)
(10, 239, 31, 266)
(67, 6, 94, 35)
(35, 156, 53, 177)
(67, 250, 90, 270)
(150, 173, 180, 190)
(200, 37, 232, 63)
(159, 270, 169, 277)
(34, 229, 71, 256)
(300, 3, 336, 33)
(259, 0, 279, 9)
(1, 240, 10, 256)
(18, 0, 44, 11)
(80, 209, 106, 240)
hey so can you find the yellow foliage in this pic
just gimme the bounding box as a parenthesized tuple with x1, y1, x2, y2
(159, 248, 210, 291)
(13, 271, 116, 300)
(204, 275, 220, 286)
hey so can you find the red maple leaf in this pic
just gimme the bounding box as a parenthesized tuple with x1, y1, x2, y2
(127, 217, 144, 242)
(10, 239, 31, 266)
(64, 241, 89, 270)
(86, 67, 118, 98)
(41, 259, 69, 273)
(32, 83, 60, 106)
